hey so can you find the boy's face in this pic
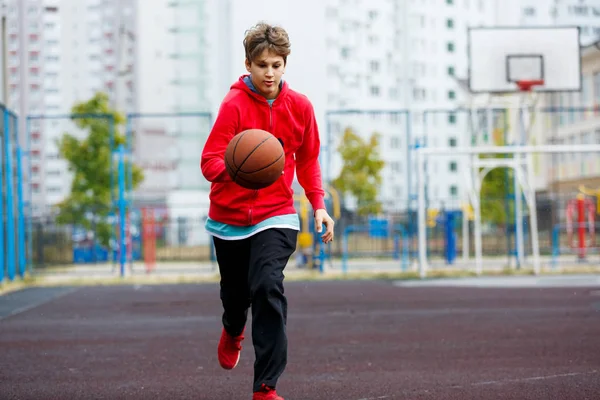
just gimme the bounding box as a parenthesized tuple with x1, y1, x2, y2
(245, 49, 286, 100)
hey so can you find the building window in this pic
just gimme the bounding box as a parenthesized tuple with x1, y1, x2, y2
(448, 66, 455, 76)
(449, 161, 458, 172)
(446, 19, 454, 28)
(370, 86, 380, 96)
(446, 0, 453, 4)
(370, 60, 380, 72)
(448, 113, 457, 124)
(449, 137, 457, 147)
(448, 90, 456, 100)
(447, 42, 455, 52)
(450, 186, 458, 197)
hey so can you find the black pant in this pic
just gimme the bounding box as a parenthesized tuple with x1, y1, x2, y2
(213, 228, 298, 392)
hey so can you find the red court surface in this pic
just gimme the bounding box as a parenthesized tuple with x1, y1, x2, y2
(1, 280, 599, 399)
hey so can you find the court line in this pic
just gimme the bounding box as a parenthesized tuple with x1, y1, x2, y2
(0, 287, 81, 322)
(355, 370, 599, 400)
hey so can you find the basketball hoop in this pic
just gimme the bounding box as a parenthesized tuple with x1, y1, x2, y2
(516, 79, 544, 92)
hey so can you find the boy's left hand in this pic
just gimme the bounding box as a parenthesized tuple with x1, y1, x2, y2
(314, 209, 334, 243)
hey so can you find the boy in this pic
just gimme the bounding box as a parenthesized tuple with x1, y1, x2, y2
(200, 22, 334, 400)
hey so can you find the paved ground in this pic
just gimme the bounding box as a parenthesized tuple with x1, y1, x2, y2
(1, 277, 600, 399)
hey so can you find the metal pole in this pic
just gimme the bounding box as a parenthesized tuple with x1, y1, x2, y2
(419, 144, 600, 155)
(417, 149, 427, 278)
(473, 165, 483, 275)
(462, 202, 469, 263)
(118, 145, 127, 277)
(406, 111, 413, 249)
(15, 115, 25, 277)
(125, 117, 133, 271)
(514, 108, 525, 269)
(526, 151, 541, 274)
(4, 108, 15, 280)
(0, 111, 4, 284)
(26, 117, 32, 272)
(514, 164, 524, 268)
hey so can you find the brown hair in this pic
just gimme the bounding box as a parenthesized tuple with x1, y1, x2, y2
(243, 22, 291, 64)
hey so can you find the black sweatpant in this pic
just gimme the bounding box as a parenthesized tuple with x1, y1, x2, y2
(213, 228, 298, 392)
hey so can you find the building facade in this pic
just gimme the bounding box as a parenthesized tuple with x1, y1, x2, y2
(5, 0, 136, 216)
(544, 40, 600, 193)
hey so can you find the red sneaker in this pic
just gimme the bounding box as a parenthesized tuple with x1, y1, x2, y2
(217, 328, 244, 370)
(252, 384, 284, 400)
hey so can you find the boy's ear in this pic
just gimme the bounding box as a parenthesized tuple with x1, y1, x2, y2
(245, 58, 251, 72)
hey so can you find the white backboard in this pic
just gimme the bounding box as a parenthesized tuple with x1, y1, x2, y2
(468, 26, 582, 93)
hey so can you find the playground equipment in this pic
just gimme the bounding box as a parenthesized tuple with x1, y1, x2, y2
(294, 185, 341, 272)
(552, 194, 598, 266)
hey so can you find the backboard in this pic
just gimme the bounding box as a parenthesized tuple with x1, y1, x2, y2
(467, 26, 581, 94)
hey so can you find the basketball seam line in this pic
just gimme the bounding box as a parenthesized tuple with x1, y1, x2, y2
(234, 136, 272, 180)
(224, 156, 235, 180)
(230, 130, 252, 182)
(232, 130, 251, 170)
(238, 152, 284, 174)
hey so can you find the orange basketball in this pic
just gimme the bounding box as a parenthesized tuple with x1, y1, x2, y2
(224, 129, 285, 190)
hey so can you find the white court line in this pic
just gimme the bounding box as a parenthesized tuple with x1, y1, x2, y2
(0, 287, 80, 321)
(355, 370, 598, 400)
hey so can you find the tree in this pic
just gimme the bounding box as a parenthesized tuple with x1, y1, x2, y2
(332, 127, 385, 216)
(479, 116, 512, 226)
(480, 167, 512, 225)
(55, 92, 144, 247)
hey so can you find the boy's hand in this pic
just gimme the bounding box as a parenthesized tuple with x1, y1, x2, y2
(314, 209, 334, 243)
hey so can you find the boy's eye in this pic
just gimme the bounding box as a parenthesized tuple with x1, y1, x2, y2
(258, 64, 281, 69)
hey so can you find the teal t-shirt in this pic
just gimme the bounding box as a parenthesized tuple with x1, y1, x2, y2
(205, 213, 300, 240)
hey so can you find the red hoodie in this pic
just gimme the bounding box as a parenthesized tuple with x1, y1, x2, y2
(201, 75, 325, 226)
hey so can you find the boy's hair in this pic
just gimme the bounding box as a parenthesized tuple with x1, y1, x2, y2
(243, 22, 291, 64)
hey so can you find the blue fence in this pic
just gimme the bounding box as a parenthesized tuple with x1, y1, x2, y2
(1, 106, 26, 283)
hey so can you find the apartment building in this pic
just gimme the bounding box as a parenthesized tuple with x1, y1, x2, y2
(6, 0, 600, 218)
(544, 40, 600, 193)
(322, 0, 499, 212)
(5, 0, 136, 216)
(498, 0, 600, 45)
(132, 0, 225, 229)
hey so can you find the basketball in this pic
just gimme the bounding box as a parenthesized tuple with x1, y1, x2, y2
(224, 129, 285, 190)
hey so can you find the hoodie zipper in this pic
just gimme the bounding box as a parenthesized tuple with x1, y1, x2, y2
(248, 101, 274, 225)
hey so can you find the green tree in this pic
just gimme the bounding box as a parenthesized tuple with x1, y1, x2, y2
(56, 92, 144, 246)
(332, 127, 385, 216)
(480, 167, 512, 225)
(479, 118, 512, 226)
